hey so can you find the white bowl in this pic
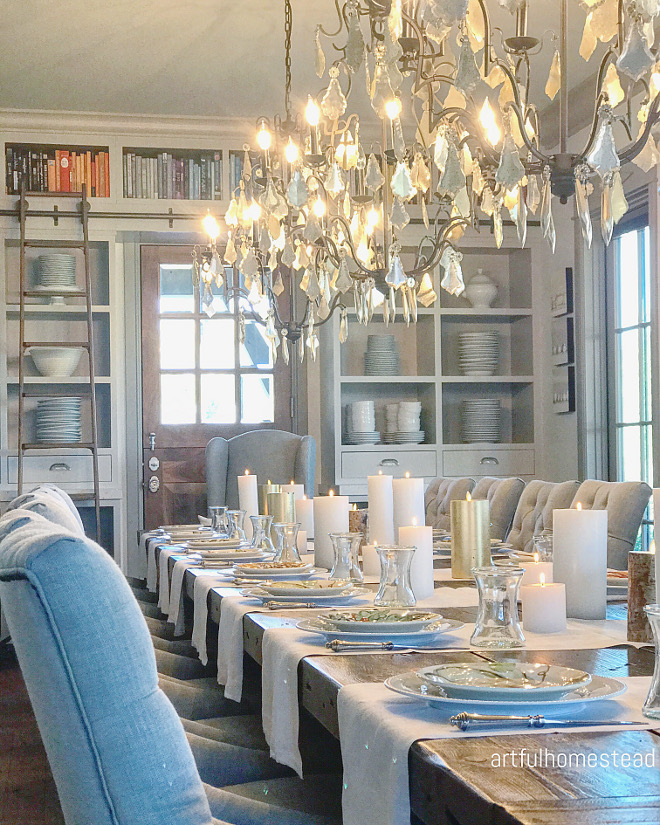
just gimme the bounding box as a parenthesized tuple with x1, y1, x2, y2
(29, 347, 84, 378)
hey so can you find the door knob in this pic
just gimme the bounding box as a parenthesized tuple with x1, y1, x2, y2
(148, 476, 160, 493)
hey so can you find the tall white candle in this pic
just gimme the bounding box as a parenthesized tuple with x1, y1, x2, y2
(281, 482, 305, 501)
(237, 471, 259, 541)
(393, 473, 426, 534)
(296, 496, 314, 538)
(521, 574, 567, 633)
(296, 529, 308, 554)
(361, 543, 381, 577)
(313, 491, 349, 569)
(653, 489, 660, 602)
(368, 473, 394, 545)
(553, 503, 608, 619)
(398, 520, 434, 601)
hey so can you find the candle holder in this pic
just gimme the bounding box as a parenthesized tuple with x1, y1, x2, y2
(208, 505, 228, 535)
(272, 522, 302, 564)
(226, 510, 247, 543)
(643, 605, 660, 719)
(532, 530, 554, 561)
(470, 566, 525, 648)
(329, 532, 363, 583)
(374, 545, 416, 607)
(266, 491, 296, 524)
(249, 515, 275, 554)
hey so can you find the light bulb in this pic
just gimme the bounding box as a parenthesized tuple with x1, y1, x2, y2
(256, 123, 272, 151)
(248, 200, 262, 221)
(479, 99, 501, 147)
(306, 96, 320, 127)
(312, 197, 326, 218)
(651, 70, 660, 96)
(284, 137, 299, 163)
(202, 212, 220, 241)
(385, 98, 402, 120)
(366, 206, 380, 227)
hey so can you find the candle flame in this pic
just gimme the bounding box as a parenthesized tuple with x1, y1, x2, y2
(466, 492, 472, 502)
(540, 572, 546, 587)
(352, 503, 358, 510)
(374, 540, 378, 548)
(412, 517, 417, 527)
(378, 470, 383, 475)
(329, 489, 335, 497)
(405, 471, 410, 478)
(244, 469, 250, 475)
(303, 495, 307, 500)
(533, 551, 539, 563)
(575, 501, 582, 511)
(290, 480, 294, 485)
(268, 479, 272, 484)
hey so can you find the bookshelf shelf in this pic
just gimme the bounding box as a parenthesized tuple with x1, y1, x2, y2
(6, 142, 110, 197)
(122, 147, 223, 201)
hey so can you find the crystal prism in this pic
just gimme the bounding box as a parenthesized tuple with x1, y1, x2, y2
(617, 17, 655, 81)
(434, 128, 449, 174)
(432, 0, 469, 26)
(575, 168, 593, 248)
(580, 13, 597, 61)
(268, 213, 282, 240)
(454, 185, 471, 217)
(590, 0, 618, 43)
(440, 247, 465, 295)
(281, 330, 290, 365)
(545, 50, 561, 100)
(602, 63, 624, 107)
(325, 162, 346, 198)
(386, 249, 407, 289)
(418, 271, 437, 307)
(240, 247, 259, 278)
(287, 170, 309, 208)
(611, 170, 628, 223)
(601, 179, 614, 245)
(339, 307, 349, 343)
(224, 235, 237, 265)
(385, 29, 404, 92)
(365, 154, 385, 191)
(388, 286, 397, 321)
(410, 285, 418, 322)
(238, 312, 246, 344)
(345, 2, 365, 73)
(315, 25, 326, 78)
(225, 198, 238, 227)
(632, 128, 659, 171)
(392, 116, 407, 161)
(335, 253, 354, 293)
(321, 67, 347, 120)
(526, 174, 541, 214)
(391, 162, 416, 200)
(480, 186, 495, 216)
(272, 270, 285, 296)
(516, 186, 527, 247)
(401, 286, 410, 326)
(493, 200, 503, 248)
(261, 178, 281, 213)
(540, 166, 556, 253)
(304, 215, 323, 243)
(411, 152, 431, 193)
(259, 223, 270, 254)
(454, 36, 482, 96)
(586, 108, 620, 177)
(371, 52, 395, 119)
(299, 335, 305, 363)
(390, 198, 410, 230)
(281, 237, 296, 268)
(495, 130, 526, 187)
(439, 141, 466, 194)
(421, 198, 430, 229)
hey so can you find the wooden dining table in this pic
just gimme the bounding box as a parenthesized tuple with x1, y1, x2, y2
(156, 545, 660, 825)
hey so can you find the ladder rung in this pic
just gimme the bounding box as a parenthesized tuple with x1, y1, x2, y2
(21, 388, 92, 398)
(23, 341, 90, 349)
(22, 290, 87, 298)
(22, 442, 97, 450)
(22, 240, 86, 249)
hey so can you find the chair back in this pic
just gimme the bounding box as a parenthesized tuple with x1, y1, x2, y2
(571, 479, 652, 569)
(0, 510, 213, 825)
(507, 479, 580, 552)
(471, 477, 525, 540)
(207, 430, 315, 508)
(424, 477, 475, 530)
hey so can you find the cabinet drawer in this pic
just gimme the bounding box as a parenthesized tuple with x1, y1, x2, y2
(8, 454, 113, 485)
(442, 449, 534, 477)
(341, 450, 437, 479)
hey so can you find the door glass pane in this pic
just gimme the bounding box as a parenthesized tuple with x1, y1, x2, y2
(616, 232, 639, 328)
(616, 329, 640, 423)
(200, 319, 235, 369)
(160, 265, 194, 313)
(201, 374, 236, 423)
(240, 321, 273, 369)
(160, 319, 195, 369)
(241, 374, 274, 423)
(161, 374, 196, 424)
(618, 426, 642, 481)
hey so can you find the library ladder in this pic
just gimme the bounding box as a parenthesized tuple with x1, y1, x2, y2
(16, 184, 101, 542)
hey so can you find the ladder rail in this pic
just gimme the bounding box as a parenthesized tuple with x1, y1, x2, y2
(17, 186, 27, 494)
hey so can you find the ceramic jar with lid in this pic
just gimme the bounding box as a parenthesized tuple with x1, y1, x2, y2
(464, 269, 498, 308)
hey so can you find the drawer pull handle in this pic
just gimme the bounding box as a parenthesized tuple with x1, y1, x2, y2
(49, 462, 71, 472)
(480, 457, 499, 465)
(379, 458, 399, 467)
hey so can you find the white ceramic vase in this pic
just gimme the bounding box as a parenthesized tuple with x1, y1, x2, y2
(464, 269, 498, 308)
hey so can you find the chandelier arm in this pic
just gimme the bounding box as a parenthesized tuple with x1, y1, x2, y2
(325, 213, 379, 277)
(407, 216, 468, 277)
(501, 102, 552, 166)
(474, 0, 492, 76)
(312, 293, 345, 329)
(317, 0, 347, 40)
(618, 93, 660, 163)
(579, 92, 613, 160)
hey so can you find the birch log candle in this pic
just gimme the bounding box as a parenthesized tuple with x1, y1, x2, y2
(313, 490, 349, 569)
(628, 551, 657, 643)
(553, 503, 607, 619)
(392, 473, 425, 534)
(367, 472, 394, 545)
(450, 493, 490, 579)
(349, 504, 368, 549)
(398, 518, 434, 600)
(237, 470, 259, 540)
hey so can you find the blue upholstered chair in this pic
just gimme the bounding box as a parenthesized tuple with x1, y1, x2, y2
(0, 510, 340, 824)
(206, 431, 316, 508)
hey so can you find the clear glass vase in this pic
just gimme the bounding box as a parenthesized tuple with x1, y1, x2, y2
(643, 605, 660, 719)
(272, 522, 302, 564)
(374, 546, 416, 607)
(532, 529, 553, 562)
(226, 509, 246, 542)
(329, 532, 363, 583)
(208, 505, 228, 535)
(470, 565, 525, 648)
(250, 515, 275, 554)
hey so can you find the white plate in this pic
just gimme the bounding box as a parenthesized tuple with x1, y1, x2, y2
(233, 563, 318, 578)
(240, 586, 370, 604)
(297, 617, 464, 644)
(317, 608, 442, 633)
(188, 550, 268, 562)
(384, 671, 626, 711)
(257, 579, 356, 597)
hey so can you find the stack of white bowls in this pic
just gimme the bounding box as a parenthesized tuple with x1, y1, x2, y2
(344, 400, 379, 444)
(364, 334, 400, 376)
(458, 331, 500, 376)
(381, 401, 425, 444)
(462, 399, 501, 443)
(36, 398, 82, 444)
(34, 254, 78, 292)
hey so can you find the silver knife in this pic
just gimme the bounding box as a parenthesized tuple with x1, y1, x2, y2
(450, 711, 643, 731)
(264, 601, 318, 610)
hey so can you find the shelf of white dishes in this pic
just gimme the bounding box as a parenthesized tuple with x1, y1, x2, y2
(440, 376, 534, 383)
(340, 443, 437, 451)
(6, 376, 111, 384)
(339, 376, 436, 383)
(5, 304, 110, 316)
(439, 308, 533, 318)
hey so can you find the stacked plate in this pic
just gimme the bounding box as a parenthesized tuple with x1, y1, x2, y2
(364, 334, 400, 376)
(36, 398, 82, 443)
(459, 331, 499, 376)
(34, 254, 78, 292)
(462, 399, 501, 443)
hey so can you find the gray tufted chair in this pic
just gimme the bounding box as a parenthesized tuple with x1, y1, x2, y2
(506, 479, 580, 553)
(471, 477, 526, 541)
(570, 479, 651, 569)
(424, 477, 475, 530)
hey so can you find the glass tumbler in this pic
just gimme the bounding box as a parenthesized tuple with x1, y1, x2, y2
(643, 604, 660, 719)
(470, 565, 525, 648)
(250, 515, 275, 554)
(374, 546, 416, 607)
(532, 529, 553, 562)
(272, 522, 302, 564)
(208, 506, 228, 535)
(329, 532, 363, 583)
(226, 509, 246, 543)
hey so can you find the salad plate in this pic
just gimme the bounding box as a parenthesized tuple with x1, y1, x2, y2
(384, 671, 626, 711)
(317, 608, 441, 634)
(297, 617, 464, 644)
(240, 586, 370, 604)
(256, 580, 355, 597)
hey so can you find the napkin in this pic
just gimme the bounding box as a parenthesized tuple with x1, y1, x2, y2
(157, 545, 183, 614)
(167, 558, 199, 637)
(144, 533, 161, 592)
(216, 594, 264, 701)
(338, 676, 653, 825)
(191, 573, 228, 665)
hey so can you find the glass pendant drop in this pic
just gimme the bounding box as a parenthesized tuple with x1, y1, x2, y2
(385, 244, 407, 289)
(601, 177, 614, 245)
(365, 154, 385, 191)
(371, 49, 395, 119)
(418, 271, 437, 307)
(526, 174, 541, 214)
(315, 25, 326, 78)
(540, 165, 556, 253)
(495, 129, 526, 188)
(611, 170, 628, 224)
(434, 128, 449, 174)
(392, 116, 407, 162)
(344, 1, 365, 72)
(586, 107, 620, 178)
(616, 17, 654, 81)
(454, 36, 482, 96)
(439, 140, 466, 195)
(411, 152, 431, 194)
(321, 66, 347, 120)
(339, 306, 349, 344)
(391, 162, 415, 200)
(240, 247, 259, 279)
(440, 247, 465, 296)
(574, 166, 593, 248)
(325, 162, 346, 198)
(287, 170, 309, 208)
(281, 330, 290, 365)
(335, 251, 354, 293)
(390, 197, 410, 231)
(545, 50, 561, 100)
(516, 186, 527, 248)
(224, 235, 237, 265)
(493, 199, 503, 249)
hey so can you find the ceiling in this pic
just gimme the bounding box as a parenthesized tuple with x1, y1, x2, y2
(0, 1, 599, 132)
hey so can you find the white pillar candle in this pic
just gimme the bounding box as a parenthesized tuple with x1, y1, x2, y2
(392, 473, 426, 534)
(368, 473, 394, 545)
(653, 489, 660, 602)
(361, 543, 381, 577)
(553, 504, 608, 619)
(295, 496, 315, 538)
(398, 521, 434, 601)
(296, 529, 308, 554)
(521, 576, 567, 633)
(313, 491, 349, 569)
(281, 482, 305, 501)
(520, 553, 554, 586)
(237, 471, 259, 541)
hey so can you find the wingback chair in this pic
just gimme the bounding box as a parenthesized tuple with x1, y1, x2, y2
(571, 479, 652, 569)
(424, 477, 475, 530)
(506, 479, 580, 553)
(0, 509, 340, 825)
(470, 476, 525, 541)
(206, 431, 316, 509)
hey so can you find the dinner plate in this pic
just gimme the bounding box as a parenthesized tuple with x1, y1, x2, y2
(415, 662, 592, 700)
(297, 617, 464, 644)
(384, 671, 626, 711)
(256, 579, 356, 597)
(317, 608, 441, 634)
(240, 586, 370, 604)
(232, 564, 321, 580)
(185, 538, 243, 549)
(188, 549, 268, 561)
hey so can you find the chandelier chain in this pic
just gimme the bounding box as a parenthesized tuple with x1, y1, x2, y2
(284, 0, 293, 123)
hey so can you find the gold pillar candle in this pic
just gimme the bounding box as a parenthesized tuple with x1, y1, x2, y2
(266, 491, 296, 525)
(627, 551, 656, 643)
(450, 495, 490, 579)
(258, 482, 281, 514)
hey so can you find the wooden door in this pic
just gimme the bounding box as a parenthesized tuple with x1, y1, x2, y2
(141, 245, 292, 529)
